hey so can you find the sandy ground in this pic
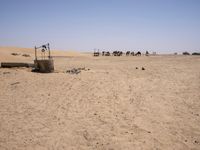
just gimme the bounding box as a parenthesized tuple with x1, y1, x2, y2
(0, 47, 200, 150)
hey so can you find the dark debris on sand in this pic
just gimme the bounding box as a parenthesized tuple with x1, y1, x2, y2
(66, 67, 90, 75)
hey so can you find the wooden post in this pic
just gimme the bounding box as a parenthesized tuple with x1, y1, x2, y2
(48, 43, 51, 59)
(35, 46, 37, 60)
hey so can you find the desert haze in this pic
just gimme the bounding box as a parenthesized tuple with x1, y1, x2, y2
(0, 47, 200, 150)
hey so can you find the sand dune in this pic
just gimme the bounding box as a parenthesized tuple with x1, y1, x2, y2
(0, 47, 33, 62)
(0, 47, 200, 150)
(0, 47, 85, 62)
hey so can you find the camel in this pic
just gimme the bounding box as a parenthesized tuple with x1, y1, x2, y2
(131, 51, 135, 56)
(105, 51, 110, 56)
(145, 51, 149, 56)
(113, 51, 123, 56)
(126, 51, 130, 56)
(135, 51, 141, 56)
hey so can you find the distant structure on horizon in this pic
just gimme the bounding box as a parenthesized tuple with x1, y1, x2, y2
(152, 52, 156, 55)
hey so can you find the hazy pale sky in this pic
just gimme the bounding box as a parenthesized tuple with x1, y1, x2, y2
(0, 0, 200, 53)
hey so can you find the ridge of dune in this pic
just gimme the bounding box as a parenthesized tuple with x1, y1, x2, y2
(51, 49, 84, 57)
(0, 46, 84, 62)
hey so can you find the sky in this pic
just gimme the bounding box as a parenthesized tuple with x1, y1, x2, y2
(0, 0, 200, 53)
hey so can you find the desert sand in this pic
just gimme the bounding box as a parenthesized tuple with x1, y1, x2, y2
(0, 47, 200, 150)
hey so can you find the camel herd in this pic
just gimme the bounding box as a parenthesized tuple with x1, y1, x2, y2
(94, 50, 149, 57)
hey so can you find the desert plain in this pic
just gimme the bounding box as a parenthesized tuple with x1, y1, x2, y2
(0, 47, 200, 150)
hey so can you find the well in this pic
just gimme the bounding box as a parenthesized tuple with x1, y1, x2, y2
(34, 43, 54, 73)
(34, 59, 54, 73)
